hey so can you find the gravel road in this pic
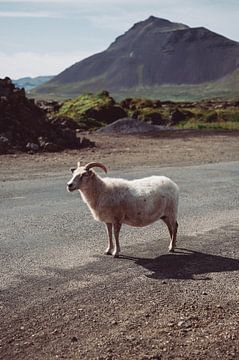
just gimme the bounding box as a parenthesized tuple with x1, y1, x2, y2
(0, 161, 239, 359)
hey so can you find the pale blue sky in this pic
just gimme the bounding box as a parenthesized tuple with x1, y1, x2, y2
(0, 0, 238, 79)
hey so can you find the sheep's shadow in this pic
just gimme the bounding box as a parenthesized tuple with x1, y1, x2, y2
(119, 248, 239, 280)
(1, 248, 238, 309)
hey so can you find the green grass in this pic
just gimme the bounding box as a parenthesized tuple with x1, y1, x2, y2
(58, 91, 114, 120)
(55, 91, 239, 131)
(176, 107, 239, 130)
(177, 121, 239, 130)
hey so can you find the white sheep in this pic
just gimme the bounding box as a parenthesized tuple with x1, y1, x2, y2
(67, 162, 179, 257)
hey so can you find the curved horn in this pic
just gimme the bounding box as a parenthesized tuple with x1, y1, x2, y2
(85, 162, 107, 173)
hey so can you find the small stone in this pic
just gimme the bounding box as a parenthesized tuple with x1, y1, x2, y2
(43, 142, 59, 152)
(178, 320, 185, 327)
(202, 291, 208, 295)
(26, 142, 39, 152)
(162, 280, 167, 284)
(71, 336, 78, 343)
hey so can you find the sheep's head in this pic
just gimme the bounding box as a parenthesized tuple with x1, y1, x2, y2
(67, 161, 107, 192)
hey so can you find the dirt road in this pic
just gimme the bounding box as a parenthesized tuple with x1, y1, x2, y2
(0, 130, 239, 180)
(0, 129, 239, 360)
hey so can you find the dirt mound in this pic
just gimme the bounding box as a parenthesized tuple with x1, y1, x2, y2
(0, 77, 94, 154)
(97, 118, 166, 134)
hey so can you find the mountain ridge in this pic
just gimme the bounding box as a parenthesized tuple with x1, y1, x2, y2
(14, 76, 54, 90)
(33, 16, 239, 100)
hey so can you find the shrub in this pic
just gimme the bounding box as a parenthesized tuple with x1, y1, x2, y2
(204, 111, 218, 123)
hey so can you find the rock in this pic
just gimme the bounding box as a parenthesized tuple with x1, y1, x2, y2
(85, 104, 127, 124)
(60, 128, 77, 143)
(0, 135, 10, 154)
(120, 98, 133, 109)
(97, 118, 165, 134)
(43, 142, 59, 152)
(205, 111, 218, 123)
(169, 108, 186, 125)
(71, 336, 78, 343)
(0, 77, 15, 96)
(81, 137, 95, 148)
(36, 100, 61, 113)
(178, 320, 192, 329)
(26, 142, 39, 152)
(0, 77, 94, 153)
(131, 110, 140, 119)
(140, 111, 165, 125)
(50, 116, 78, 130)
(178, 320, 185, 327)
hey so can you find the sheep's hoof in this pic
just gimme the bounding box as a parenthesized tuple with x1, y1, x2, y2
(113, 254, 120, 258)
(105, 251, 113, 255)
(168, 248, 175, 253)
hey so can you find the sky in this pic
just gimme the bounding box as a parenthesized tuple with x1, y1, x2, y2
(0, 0, 238, 79)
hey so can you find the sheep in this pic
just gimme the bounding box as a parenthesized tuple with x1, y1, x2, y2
(67, 161, 179, 258)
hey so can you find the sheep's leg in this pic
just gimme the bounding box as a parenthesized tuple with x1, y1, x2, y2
(161, 217, 178, 253)
(170, 221, 178, 252)
(168, 220, 178, 253)
(113, 222, 122, 258)
(105, 223, 113, 255)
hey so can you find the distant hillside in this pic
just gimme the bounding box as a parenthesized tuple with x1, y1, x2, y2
(114, 69, 239, 101)
(14, 76, 54, 91)
(33, 16, 239, 100)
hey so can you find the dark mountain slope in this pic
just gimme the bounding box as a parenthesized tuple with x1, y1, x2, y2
(35, 16, 239, 97)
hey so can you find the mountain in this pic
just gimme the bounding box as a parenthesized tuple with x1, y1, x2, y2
(14, 76, 54, 91)
(34, 16, 239, 100)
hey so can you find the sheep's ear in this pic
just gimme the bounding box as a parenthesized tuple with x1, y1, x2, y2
(77, 161, 81, 167)
(70, 167, 76, 173)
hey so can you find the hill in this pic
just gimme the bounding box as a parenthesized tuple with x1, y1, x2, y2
(14, 76, 54, 91)
(33, 16, 239, 100)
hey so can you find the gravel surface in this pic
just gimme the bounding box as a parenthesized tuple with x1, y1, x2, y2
(0, 131, 239, 359)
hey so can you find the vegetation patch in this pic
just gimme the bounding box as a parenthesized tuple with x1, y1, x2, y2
(54, 91, 239, 131)
(57, 91, 127, 130)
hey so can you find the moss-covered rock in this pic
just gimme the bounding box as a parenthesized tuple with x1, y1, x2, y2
(139, 110, 166, 125)
(57, 92, 127, 129)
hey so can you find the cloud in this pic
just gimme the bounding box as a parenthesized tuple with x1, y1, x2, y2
(0, 0, 157, 3)
(0, 11, 62, 18)
(0, 51, 94, 79)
